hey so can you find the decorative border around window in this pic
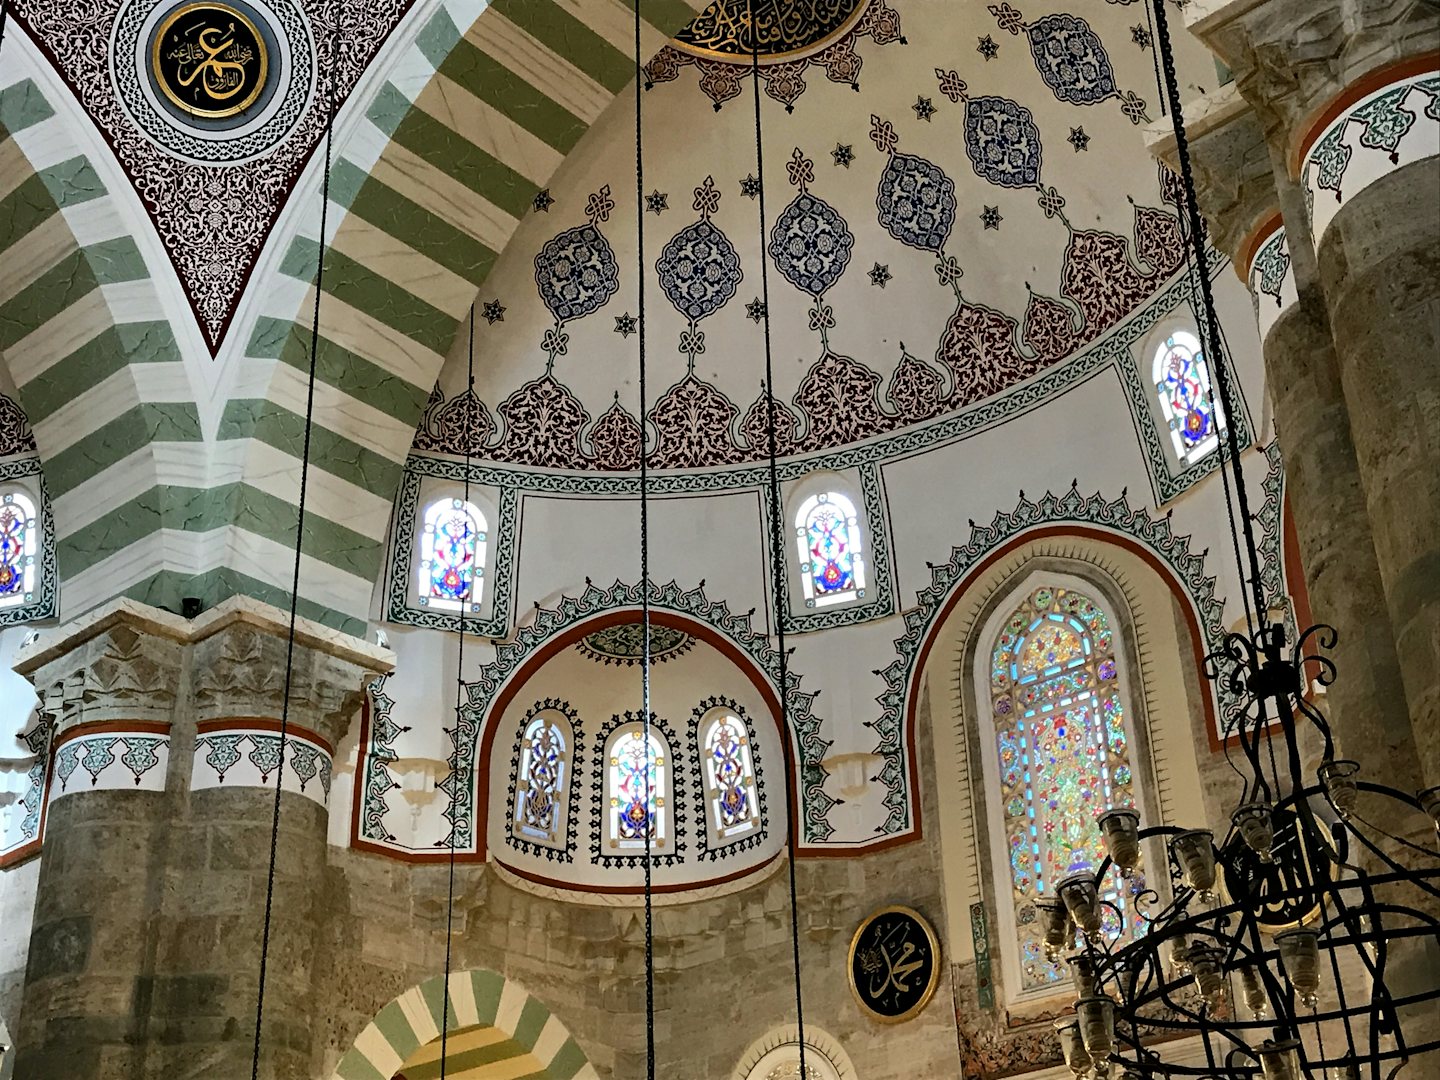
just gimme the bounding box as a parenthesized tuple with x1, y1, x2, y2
(384, 456, 517, 636)
(1113, 277, 1254, 504)
(0, 455, 58, 628)
(688, 695, 769, 862)
(590, 710, 688, 868)
(768, 462, 896, 634)
(505, 698, 584, 863)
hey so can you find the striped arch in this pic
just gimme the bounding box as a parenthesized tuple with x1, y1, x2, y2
(233, 0, 707, 630)
(331, 969, 597, 1080)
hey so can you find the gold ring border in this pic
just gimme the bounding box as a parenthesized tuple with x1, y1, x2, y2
(670, 0, 872, 65)
(847, 903, 942, 1024)
(151, 2, 270, 120)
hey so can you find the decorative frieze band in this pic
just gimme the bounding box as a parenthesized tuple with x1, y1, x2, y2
(1242, 216, 1298, 347)
(50, 722, 170, 800)
(1298, 63, 1440, 245)
(191, 721, 334, 807)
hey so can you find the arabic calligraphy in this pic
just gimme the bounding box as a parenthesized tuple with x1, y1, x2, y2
(1221, 805, 1337, 932)
(152, 3, 268, 119)
(673, 0, 868, 60)
(848, 906, 940, 1022)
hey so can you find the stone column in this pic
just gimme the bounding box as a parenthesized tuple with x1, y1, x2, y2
(12, 599, 391, 1080)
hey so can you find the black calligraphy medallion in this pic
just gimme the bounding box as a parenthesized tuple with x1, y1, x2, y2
(848, 905, 941, 1022)
(673, 0, 869, 60)
(150, 2, 270, 119)
(1220, 804, 1339, 933)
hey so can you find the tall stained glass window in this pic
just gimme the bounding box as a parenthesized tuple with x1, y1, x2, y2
(988, 585, 1143, 992)
(513, 711, 571, 848)
(607, 725, 669, 852)
(418, 498, 486, 613)
(1153, 329, 1224, 464)
(700, 710, 759, 843)
(0, 491, 37, 609)
(795, 491, 865, 607)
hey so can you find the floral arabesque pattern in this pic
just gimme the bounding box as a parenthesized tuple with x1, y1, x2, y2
(1023, 12, 1118, 105)
(964, 95, 1045, 189)
(768, 191, 855, 297)
(534, 224, 622, 324)
(875, 151, 958, 252)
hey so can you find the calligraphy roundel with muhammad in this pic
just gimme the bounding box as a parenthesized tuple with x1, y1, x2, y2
(151, 2, 269, 118)
(848, 905, 941, 1023)
(672, 0, 870, 61)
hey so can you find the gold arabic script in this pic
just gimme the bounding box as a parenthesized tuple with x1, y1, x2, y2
(167, 22, 256, 102)
(673, 0, 865, 58)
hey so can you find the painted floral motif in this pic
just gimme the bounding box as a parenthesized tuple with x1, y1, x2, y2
(248, 735, 284, 782)
(656, 179, 743, 323)
(1021, 291, 1079, 363)
(119, 737, 164, 784)
(875, 152, 958, 252)
(937, 300, 1034, 405)
(887, 350, 945, 423)
(0, 395, 36, 458)
(649, 374, 745, 469)
(200, 733, 245, 782)
(740, 390, 801, 457)
(55, 742, 82, 791)
(577, 621, 696, 666)
(587, 397, 644, 471)
(769, 192, 855, 296)
(963, 95, 1044, 188)
(493, 376, 590, 469)
(794, 353, 886, 449)
(413, 386, 494, 456)
(1022, 12, 1118, 105)
(1252, 230, 1291, 309)
(533, 223, 621, 324)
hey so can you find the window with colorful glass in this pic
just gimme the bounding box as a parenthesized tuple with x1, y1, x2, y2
(699, 709, 760, 844)
(512, 710, 572, 849)
(0, 491, 37, 609)
(794, 491, 866, 608)
(418, 497, 486, 613)
(1153, 329, 1224, 464)
(606, 724, 669, 852)
(988, 585, 1145, 992)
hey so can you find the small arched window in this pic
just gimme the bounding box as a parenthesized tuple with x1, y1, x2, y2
(0, 490, 38, 609)
(1153, 329, 1223, 464)
(795, 491, 865, 608)
(606, 723, 670, 852)
(699, 709, 759, 844)
(987, 584, 1143, 993)
(418, 497, 486, 612)
(512, 709, 572, 849)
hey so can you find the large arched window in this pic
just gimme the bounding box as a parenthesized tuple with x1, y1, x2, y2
(699, 707, 760, 845)
(417, 497, 486, 612)
(511, 707, 574, 851)
(1153, 329, 1224, 464)
(985, 584, 1143, 993)
(0, 490, 37, 609)
(606, 722, 670, 853)
(794, 491, 866, 608)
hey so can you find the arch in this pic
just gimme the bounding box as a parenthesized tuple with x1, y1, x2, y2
(417, 496, 488, 612)
(508, 700, 579, 858)
(730, 1024, 858, 1080)
(1150, 326, 1223, 465)
(593, 711, 682, 866)
(794, 488, 867, 608)
(329, 969, 596, 1080)
(353, 579, 833, 863)
(692, 698, 765, 857)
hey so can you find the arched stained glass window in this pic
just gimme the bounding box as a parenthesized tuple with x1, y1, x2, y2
(795, 491, 865, 608)
(988, 585, 1144, 992)
(513, 710, 571, 848)
(1153, 329, 1224, 464)
(418, 498, 486, 612)
(700, 710, 759, 843)
(607, 725, 669, 852)
(0, 491, 37, 609)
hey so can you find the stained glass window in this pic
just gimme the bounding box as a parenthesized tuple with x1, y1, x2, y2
(795, 491, 866, 608)
(0, 491, 37, 609)
(513, 711, 570, 848)
(1153, 329, 1224, 464)
(418, 498, 486, 613)
(607, 725, 668, 851)
(988, 585, 1144, 992)
(700, 710, 759, 843)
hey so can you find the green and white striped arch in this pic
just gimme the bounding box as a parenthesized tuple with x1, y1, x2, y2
(0, 0, 706, 635)
(332, 968, 597, 1080)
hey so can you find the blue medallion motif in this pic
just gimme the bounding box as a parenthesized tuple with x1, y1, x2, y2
(964, 95, 1044, 188)
(533, 224, 621, 323)
(1026, 13, 1117, 106)
(656, 220, 743, 321)
(768, 192, 855, 296)
(875, 152, 957, 252)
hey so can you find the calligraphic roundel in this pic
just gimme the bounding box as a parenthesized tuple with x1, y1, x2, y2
(847, 905, 941, 1022)
(151, 2, 270, 120)
(673, 0, 869, 60)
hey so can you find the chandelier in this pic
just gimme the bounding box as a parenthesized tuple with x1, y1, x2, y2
(1046, 5, 1440, 1077)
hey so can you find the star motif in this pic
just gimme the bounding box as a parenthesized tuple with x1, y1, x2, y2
(1131, 24, 1152, 49)
(746, 298, 767, 322)
(869, 263, 891, 288)
(614, 312, 636, 337)
(646, 190, 669, 214)
(481, 300, 506, 325)
(832, 143, 855, 168)
(912, 96, 936, 122)
(532, 188, 554, 213)
(740, 174, 762, 199)
(978, 34, 999, 61)
(1068, 126, 1091, 152)
(981, 206, 1002, 230)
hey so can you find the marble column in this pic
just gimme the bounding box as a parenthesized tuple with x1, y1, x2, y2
(12, 599, 391, 1080)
